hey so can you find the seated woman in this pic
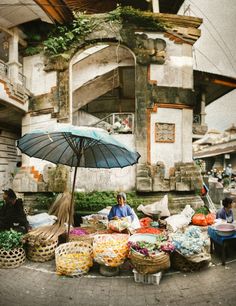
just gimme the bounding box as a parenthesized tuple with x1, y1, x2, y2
(216, 197, 234, 223)
(108, 192, 134, 221)
(0, 189, 29, 233)
(108, 192, 140, 232)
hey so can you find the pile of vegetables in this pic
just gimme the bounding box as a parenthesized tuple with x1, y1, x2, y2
(171, 226, 208, 256)
(0, 230, 24, 250)
(128, 234, 175, 257)
(135, 227, 162, 234)
(69, 228, 88, 236)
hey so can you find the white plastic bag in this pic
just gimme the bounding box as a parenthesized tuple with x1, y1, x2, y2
(137, 195, 170, 217)
(27, 213, 57, 229)
(165, 205, 195, 232)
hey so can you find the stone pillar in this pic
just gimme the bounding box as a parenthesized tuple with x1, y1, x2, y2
(152, 0, 160, 13)
(200, 91, 206, 125)
(7, 28, 21, 83)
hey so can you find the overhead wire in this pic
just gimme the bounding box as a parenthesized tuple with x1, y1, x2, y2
(193, 47, 224, 74)
(188, 0, 236, 73)
(188, 0, 236, 61)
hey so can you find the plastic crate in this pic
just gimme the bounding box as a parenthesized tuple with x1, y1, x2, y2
(133, 269, 162, 285)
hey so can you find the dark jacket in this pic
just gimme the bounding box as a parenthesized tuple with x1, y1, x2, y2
(0, 198, 29, 232)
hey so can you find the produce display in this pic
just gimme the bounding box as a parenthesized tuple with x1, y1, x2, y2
(139, 217, 153, 228)
(0, 230, 26, 269)
(0, 230, 24, 250)
(128, 234, 175, 256)
(171, 226, 208, 256)
(108, 217, 130, 232)
(135, 227, 162, 234)
(69, 228, 88, 236)
(93, 234, 129, 267)
(55, 241, 93, 276)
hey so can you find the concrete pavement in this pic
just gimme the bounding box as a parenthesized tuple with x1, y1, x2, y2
(0, 251, 236, 306)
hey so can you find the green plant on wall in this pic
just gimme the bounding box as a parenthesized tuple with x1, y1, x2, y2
(44, 13, 96, 55)
(108, 6, 166, 31)
(41, 7, 166, 56)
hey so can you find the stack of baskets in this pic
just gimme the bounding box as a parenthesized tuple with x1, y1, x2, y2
(130, 250, 170, 274)
(0, 247, 26, 269)
(55, 241, 93, 276)
(26, 236, 58, 262)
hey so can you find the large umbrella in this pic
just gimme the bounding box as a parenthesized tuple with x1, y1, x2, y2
(17, 125, 140, 239)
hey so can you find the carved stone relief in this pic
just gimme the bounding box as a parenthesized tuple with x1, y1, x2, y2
(155, 122, 175, 143)
(134, 33, 166, 65)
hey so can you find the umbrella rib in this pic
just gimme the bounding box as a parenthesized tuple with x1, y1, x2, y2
(91, 140, 108, 168)
(98, 143, 123, 168)
(19, 133, 65, 158)
(64, 133, 83, 166)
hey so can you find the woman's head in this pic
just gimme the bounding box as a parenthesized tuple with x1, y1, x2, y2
(3, 189, 16, 202)
(117, 192, 126, 205)
(222, 197, 233, 209)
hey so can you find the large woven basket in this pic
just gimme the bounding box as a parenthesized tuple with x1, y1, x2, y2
(170, 251, 210, 272)
(130, 250, 170, 274)
(55, 241, 93, 276)
(0, 247, 26, 269)
(27, 238, 58, 262)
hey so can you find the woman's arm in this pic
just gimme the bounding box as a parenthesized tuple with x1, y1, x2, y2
(126, 205, 135, 221)
(108, 206, 115, 221)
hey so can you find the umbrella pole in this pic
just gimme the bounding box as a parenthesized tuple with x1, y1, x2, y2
(66, 166, 78, 242)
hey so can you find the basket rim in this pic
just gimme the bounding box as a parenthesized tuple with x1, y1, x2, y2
(130, 248, 166, 258)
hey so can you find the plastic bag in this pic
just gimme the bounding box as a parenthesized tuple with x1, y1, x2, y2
(166, 205, 195, 232)
(192, 214, 207, 226)
(27, 213, 57, 229)
(205, 213, 216, 225)
(137, 195, 170, 217)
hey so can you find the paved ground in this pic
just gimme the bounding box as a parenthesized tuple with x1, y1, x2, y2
(0, 248, 236, 306)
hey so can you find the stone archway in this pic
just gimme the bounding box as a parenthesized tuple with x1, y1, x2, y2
(69, 43, 138, 192)
(70, 43, 135, 127)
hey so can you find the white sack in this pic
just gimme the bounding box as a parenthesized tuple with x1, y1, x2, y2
(137, 194, 170, 217)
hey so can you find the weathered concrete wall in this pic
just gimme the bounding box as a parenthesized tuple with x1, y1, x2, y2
(150, 107, 193, 177)
(0, 129, 20, 191)
(148, 33, 193, 89)
(75, 134, 136, 192)
(23, 53, 57, 95)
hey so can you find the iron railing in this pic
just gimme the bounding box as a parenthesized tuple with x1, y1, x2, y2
(89, 112, 134, 134)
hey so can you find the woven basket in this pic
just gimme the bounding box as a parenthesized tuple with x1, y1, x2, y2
(55, 241, 93, 276)
(27, 239, 58, 262)
(130, 250, 170, 274)
(0, 247, 26, 269)
(170, 251, 209, 272)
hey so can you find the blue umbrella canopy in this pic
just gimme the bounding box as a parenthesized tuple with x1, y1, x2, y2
(17, 125, 140, 240)
(17, 125, 140, 168)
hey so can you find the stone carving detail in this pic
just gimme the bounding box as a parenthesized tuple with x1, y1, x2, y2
(192, 123, 208, 135)
(134, 33, 166, 65)
(155, 123, 175, 143)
